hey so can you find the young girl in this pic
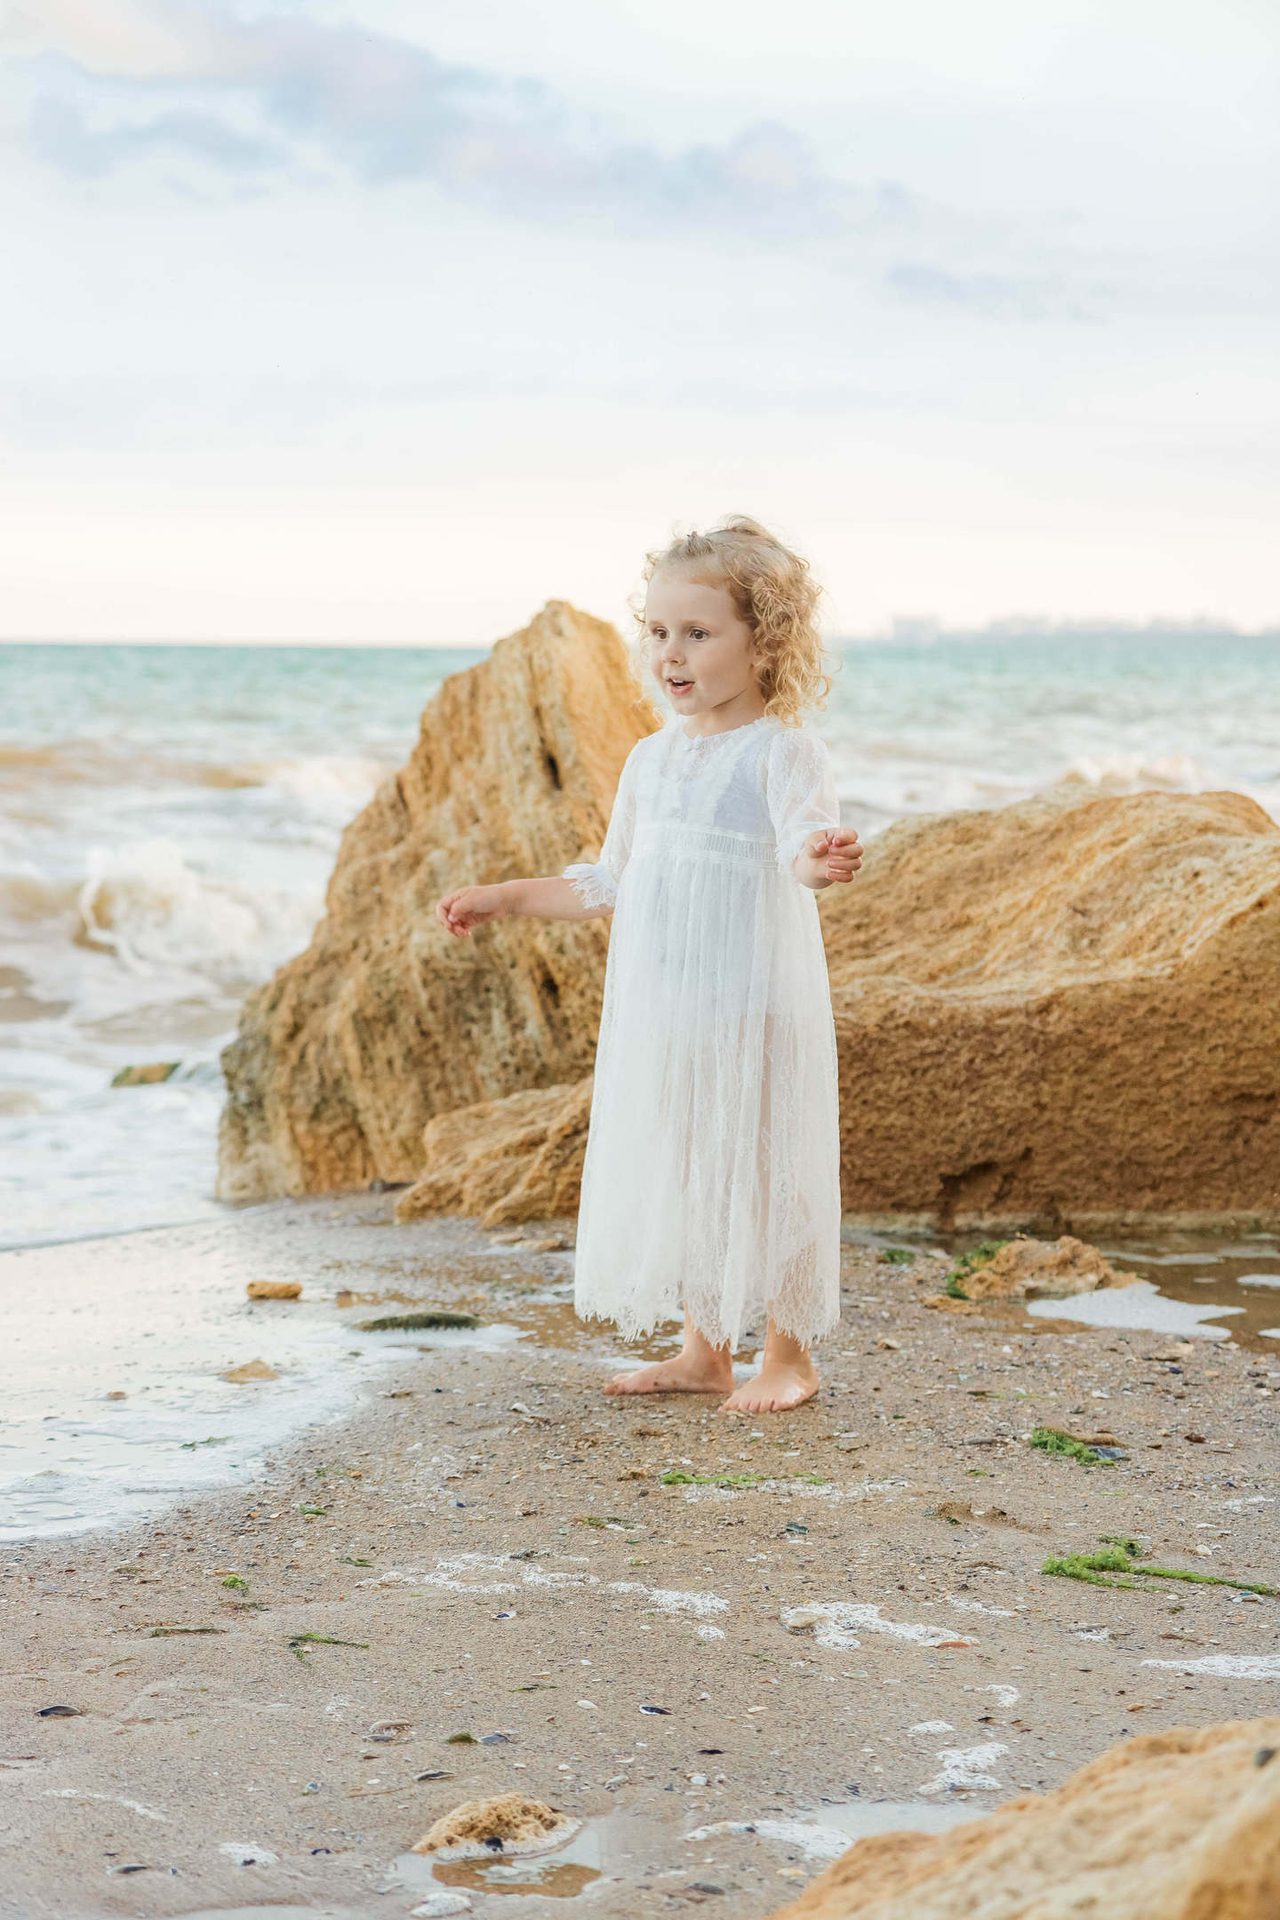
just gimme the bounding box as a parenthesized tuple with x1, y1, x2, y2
(436, 516, 862, 1413)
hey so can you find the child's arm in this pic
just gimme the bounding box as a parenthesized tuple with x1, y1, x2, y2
(437, 740, 644, 938)
(766, 725, 862, 891)
(436, 876, 607, 938)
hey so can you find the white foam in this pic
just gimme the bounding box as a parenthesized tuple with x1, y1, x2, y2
(684, 1817, 852, 1865)
(909, 1720, 955, 1735)
(1141, 1653, 1280, 1679)
(75, 836, 315, 977)
(918, 1742, 1008, 1794)
(45, 1788, 168, 1821)
(363, 1556, 729, 1637)
(781, 1602, 969, 1650)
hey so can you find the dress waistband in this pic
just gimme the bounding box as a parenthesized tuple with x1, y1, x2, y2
(631, 820, 777, 864)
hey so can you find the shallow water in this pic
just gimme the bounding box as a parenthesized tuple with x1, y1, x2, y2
(390, 1795, 989, 1902)
(853, 1225, 1280, 1353)
(0, 1202, 573, 1543)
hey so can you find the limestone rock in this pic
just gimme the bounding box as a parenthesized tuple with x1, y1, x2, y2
(826, 783, 1280, 1228)
(220, 1359, 279, 1383)
(763, 1717, 1280, 1920)
(411, 1791, 577, 1860)
(395, 1080, 590, 1228)
(111, 1061, 178, 1087)
(922, 1234, 1138, 1313)
(216, 601, 658, 1202)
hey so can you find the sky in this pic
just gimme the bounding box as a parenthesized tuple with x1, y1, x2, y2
(1, 0, 1277, 644)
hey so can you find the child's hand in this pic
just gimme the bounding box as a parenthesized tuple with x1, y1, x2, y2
(436, 884, 507, 938)
(821, 826, 863, 884)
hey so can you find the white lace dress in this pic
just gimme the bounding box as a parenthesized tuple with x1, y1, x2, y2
(562, 712, 843, 1351)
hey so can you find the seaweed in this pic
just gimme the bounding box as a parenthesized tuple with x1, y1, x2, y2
(658, 1469, 831, 1489)
(356, 1309, 480, 1331)
(943, 1240, 1010, 1296)
(1029, 1426, 1114, 1468)
(288, 1632, 370, 1661)
(1044, 1542, 1276, 1596)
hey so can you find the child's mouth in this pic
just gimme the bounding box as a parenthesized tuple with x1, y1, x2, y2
(668, 678, 693, 695)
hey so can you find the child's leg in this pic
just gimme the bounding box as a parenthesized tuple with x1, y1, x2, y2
(718, 1310, 819, 1414)
(602, 1305, 735, 1397)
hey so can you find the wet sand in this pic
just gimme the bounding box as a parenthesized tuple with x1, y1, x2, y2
(2, 1195, 1277, 1919)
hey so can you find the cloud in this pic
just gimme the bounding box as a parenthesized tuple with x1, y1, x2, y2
(8, 1, 1096, 319)
(13, 1, 925, 236)
(28, 93, 286, 177)
(885, 260, 1096, 322)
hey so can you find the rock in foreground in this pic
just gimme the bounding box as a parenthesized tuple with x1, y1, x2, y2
(936, 1233, 1138, 1303)
(765, 1718, 1280, 1920)
(412, 1791, 577, 1860)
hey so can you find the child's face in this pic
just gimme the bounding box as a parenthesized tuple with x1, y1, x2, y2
(644, 565, 759, 721)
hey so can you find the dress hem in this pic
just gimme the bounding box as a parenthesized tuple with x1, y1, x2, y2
(575, 1298, 842, 1352)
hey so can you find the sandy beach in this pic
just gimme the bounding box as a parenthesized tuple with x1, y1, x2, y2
(3, 1193, 1277, 1918)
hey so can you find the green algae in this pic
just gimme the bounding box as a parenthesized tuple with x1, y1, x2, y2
(659, 1469, 831, 1489)
(288, 1631, 370, 1661)
(1029, 1425, 1114, 1467)
(944, 1240, 1010, 1298)
(878, 1247, 917, 1265)
(356, 1309, 480, 1331)
(1044, 1541, 1276, 1596)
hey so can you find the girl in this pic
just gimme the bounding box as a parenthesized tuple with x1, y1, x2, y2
(436, 516, 862, 1413)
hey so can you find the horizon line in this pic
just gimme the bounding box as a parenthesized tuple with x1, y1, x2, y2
(1, 618, 1277, 650)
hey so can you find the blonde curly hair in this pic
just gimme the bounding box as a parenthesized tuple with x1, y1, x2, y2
(627, 514, 837, 725)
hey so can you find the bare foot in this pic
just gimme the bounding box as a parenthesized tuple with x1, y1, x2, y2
(719, 1359, 820, 1414)
(603, 1353, 734, 1397)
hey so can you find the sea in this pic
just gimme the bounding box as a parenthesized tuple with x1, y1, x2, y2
(2, 631, 1278, 1540)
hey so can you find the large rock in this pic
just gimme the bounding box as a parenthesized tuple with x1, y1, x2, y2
(763, 1717, 1280, 1920)
(395, 1079, 590, 1228)
(826, 782, 1280, 1228)
(216, 602, 658, 1201)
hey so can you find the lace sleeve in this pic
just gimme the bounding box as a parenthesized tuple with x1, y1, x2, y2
(765, 725, 840, 878)
(562, 743, 640, 912)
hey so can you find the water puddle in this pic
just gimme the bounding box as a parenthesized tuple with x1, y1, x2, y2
(387, 1807, 672, 1902)
(855, 1226, 1280, 1351)
(1028, 1236, 1280, 1349)
(1025, 1279, 1240, 1341)
(687, 1796, 989, 1863)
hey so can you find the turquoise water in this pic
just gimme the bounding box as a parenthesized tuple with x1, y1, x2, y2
(1, 631, 1277, 1246)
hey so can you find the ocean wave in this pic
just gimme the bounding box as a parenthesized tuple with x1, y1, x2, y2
(255, 754, 391, 799)
(1057, 751, 1209, 792)
(0, 740, 259, 790)
(72, 839, 318, 976)
(0, 738, 390, 802)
